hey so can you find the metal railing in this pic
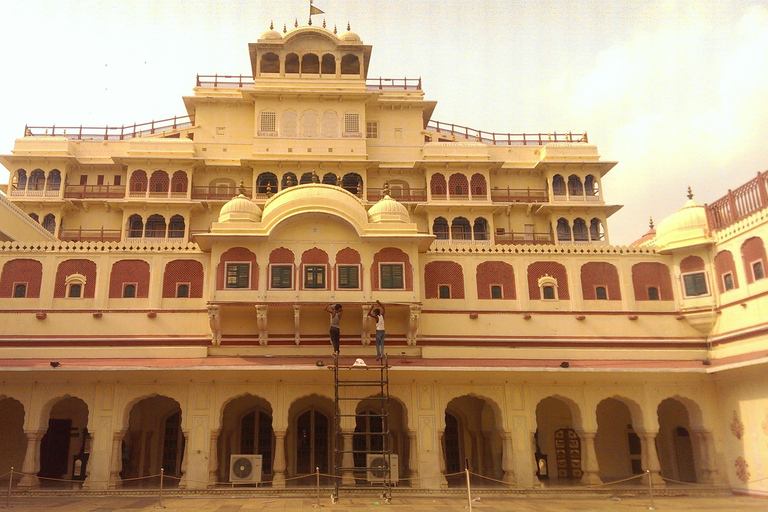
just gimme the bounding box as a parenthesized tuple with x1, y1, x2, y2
(64, 184, 126, 199)
(366, 188, 427, 202)
(59, 228, 121, 242)
(490, 188, 548, 203)
(24, 115, 194, 141)
(495, 232, 554, 245)
(195, 74, 422, 91)
(191, 186, 251, 200)
(427, 120, 587, 146)
(707, 171, 768, 230)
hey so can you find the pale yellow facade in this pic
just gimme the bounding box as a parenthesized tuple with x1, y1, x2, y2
(0, 22, 766, 497)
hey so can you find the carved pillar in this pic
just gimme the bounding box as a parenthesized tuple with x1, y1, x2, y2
(18, 430, 44, 488)
(361, 304, 371, 345)
(471, 432, 483, 475)
(408, 431, 419, 485)
(208, 429, 219, 488)
(293, 305, 301, 345)
(639, 431, 665, 487)
(699, 430, 718, 484)
(579, 431, 602, 485)
(109, 431, 125, 489)
(272, 430, 287, 488)
(256, 305, 268, 346)
(407, 305, 421, 346)
(178, 430, 190, 489)
(437, 429, 448, 488)
(341, 431, 355, 485)
(207, 305, 221, 345)
(500, 431, 516, 485)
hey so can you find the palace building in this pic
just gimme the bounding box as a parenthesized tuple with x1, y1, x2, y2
(1, 20, 767, 496)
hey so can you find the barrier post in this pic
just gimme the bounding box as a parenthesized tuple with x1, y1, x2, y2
(156, 468, 165, 509)
(464, 464, 473, 511)
(313, 466, 323, 508)
(646, 469, 655, 510)
(5, 466, 12, 509)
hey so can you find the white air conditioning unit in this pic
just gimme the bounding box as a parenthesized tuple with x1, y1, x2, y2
(366, 454, 398, 484)
(229, 454, 262, 483)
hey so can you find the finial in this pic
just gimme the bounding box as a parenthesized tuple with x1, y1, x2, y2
(383, 181, 391, 197)
(308, 16, 312, 26)
(347, 22, 351, 31)
(283, 23, 287, 33)
(323, 19, 326, 28)
(334, 24, 337, 34)
(356, 179, 362, 197)
(295, 18, 299, 27)
(270, 20, 274, 30)
(311, 170, 319, 183)
(649, 217, 654, 229)
(266, 182, 273, 197)
(238, 179, 247, 196)
(687, 186, 693, 200)
(336, 176, 341, 187)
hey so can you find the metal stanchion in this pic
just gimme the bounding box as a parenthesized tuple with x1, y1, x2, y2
(156, 468, 165, 509)
(5, 467, 12, 509)
(464, 466, 473, 511)
(313, 466, 323, 508)
(646, 469, 656, 510)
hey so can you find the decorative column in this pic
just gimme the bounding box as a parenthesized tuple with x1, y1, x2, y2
(579, 431, 602, 485)
(500, 431, 517, 486)
(437, 429, 448, 488)
(341, 431, 355, 485)
(18, 430, 44, 488)
(471, 433, 483, 475)
(697, 430, 719, 484)
(208, 305, 221, 345)
(408, 431, 419, 487)
(272, 430, 287, 488)
(639, 431, 665, 487)
(407, 305, 421, 346)
(293, 305, 301, 345)
(256, 305, 268, 346)
(178, 430, 190, 489)
(109, 431, 125, 489)
(208, 430, 220, 488)
(361, 304, 371, 345)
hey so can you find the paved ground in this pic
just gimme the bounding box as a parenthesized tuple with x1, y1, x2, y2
(0, 494, 765, 511)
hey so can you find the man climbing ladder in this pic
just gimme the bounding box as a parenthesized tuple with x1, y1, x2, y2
(368, 300, 386, 360)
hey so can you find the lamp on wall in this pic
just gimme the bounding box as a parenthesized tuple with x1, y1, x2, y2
(50, 361, 60, 368)
(560, 361, 569, 368)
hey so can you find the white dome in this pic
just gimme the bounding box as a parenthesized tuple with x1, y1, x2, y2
(260, 29, 283, 41)
(368, 194, 409, 223)
(339, 31, 361, 43)
(654, 198, 711, 252)
(218, 194, 262, 223)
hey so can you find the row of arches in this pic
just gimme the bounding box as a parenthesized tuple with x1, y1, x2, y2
(127, 214, 186, 239)
(0, 391, 711, 488)
(11, 169, 61, 195)
(430, 173, 487, 199)
(556, 217, 605, 243)
(552, 174, 600, 200)
(258, 109, 361, 138)
(260, 51, 360, 76)
(433, 216, 489, 241)
(714, 236, 767, 292)
(0, 258, 203, 299)
(128, 170, 188, 196)
(27, 213, 57, 234)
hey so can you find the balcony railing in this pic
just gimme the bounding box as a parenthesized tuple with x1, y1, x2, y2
(707, 171, 768, 231)
(495, 232, 554, 245)
(195, 74, 423, 91)
(491, 188, 548, 203)
(9, 187, 61, 198)
(366, 77, 422, 90)
(128, 188, 189, 199)
(427, 120, 587, 147)
(64, 185, 126, 199)
(552, 191, 601, 202)
(24, 115, 194, 141)
(59, 229, 121, 242)
(366, 188, 427, 202)
(191, 186, 251, 201)
(433, 234, 493, 247)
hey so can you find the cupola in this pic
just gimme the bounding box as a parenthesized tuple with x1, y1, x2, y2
(654, 188, 711, 253)
(368, 183, 410, 223)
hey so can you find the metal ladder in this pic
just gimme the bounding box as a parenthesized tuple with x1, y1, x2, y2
(331, 353, 392, 504)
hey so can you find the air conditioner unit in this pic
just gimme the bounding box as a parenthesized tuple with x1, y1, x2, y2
(229, 454, 262, 484)
(366, 454, 398, 484)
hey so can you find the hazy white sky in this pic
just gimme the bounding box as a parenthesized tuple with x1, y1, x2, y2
(1, 0, 767, 245)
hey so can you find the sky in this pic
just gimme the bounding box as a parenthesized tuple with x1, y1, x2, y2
(1, 0, 767, 245)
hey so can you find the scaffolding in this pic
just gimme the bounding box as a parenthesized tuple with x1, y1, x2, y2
(331, 353, 392, 504)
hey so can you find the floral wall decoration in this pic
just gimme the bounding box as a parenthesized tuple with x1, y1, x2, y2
(735, 456, 750, 483)
(730, 410, 745, 439)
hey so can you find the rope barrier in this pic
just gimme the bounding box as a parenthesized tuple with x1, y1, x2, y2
(661, 476, 716, 487)
(587, 473, 645, 488)
(466, 471, 513, 486)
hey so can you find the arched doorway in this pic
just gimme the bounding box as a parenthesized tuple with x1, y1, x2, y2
(218, 394, 274, 484)
(39, 397, 89, 485)
(121, 396, 183, 487)
(287, 394, 334, 485)
(534, 396, 582, 485)
(595, 398, 642, 482)
(0, 398, 26, 485)
(353, 396, 410, 485)
(657, 398, 697, 483)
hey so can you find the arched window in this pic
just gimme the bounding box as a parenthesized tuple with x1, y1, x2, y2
(149, 171, 169, 195)
(28, 213, 39, 222)
(538, 275, 558, 300)
(585, 175, 598, 197)
(301, 53, 320, 74)
(556, 218, 571, 242)
(257, 172, 278, 195)
(128, 214, 143, 238)
(285, 53, 299, 74)
(433, 217, 449, 239)
(260, 52, 279, 73)
(14, 283, 27, 298)
(451, 217, 472, 240)
(470, 173, 487, 197)
(590, 218, 604, 241)
(130, 170, 148, 193)
(341, 54, 360, 75)
(176, 284, 189, 298)
(552, 175, 566, 197)
(568, 175, 583, 197)
(321, 54, 335, 75)
(281, 110, 297, 137)
(29, 170, 45, 191)
(573, 218, 588, 242)
(430, 173, 447, 198)
(65, 273, 86, 299)
(47, 170, 62, 191)
(473, 218, 489, 240)
(42, 214, 56, 234)
(300, 172, 315, 184)
(448, 174, 469, 198)
(145, 214, 166, 238)
(123, 284, 136, 298)
(168, 215, 185, 238)
(341, 173, 362, 195)
(170, 171, 187, 194)
(322, 173, 338, 186)
(281, 172, 297, 189)
(13, 169, 27, 191)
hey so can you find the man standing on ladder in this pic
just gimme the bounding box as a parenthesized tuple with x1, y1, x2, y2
(368, 300, 386, 361)
(325, 303, 343, 354)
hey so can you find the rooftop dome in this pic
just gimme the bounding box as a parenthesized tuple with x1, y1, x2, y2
(260, 29, 283, 41)
(654, 189, 711, 253)
(368, 189, 409, 223)
(339, 24, 361, 43)
(218, 194, 262, 223)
